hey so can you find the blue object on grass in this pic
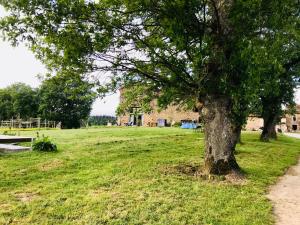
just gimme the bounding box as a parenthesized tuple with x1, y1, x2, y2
(181, 122, 197, 129)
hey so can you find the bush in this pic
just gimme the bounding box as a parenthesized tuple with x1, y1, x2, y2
(2, 131, 16, 136)
(32, 136, 57, 152)
(172, 122, 182, 127)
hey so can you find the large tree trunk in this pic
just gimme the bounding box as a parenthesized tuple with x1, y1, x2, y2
(260, 114, 278, 142)
(201, 97, 241, 175)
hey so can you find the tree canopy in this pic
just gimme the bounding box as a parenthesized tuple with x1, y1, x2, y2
(1, 0, 298, 122)
(39, 72, 96, 129)
(248, 21, 300, 141)
(0, 88, 14, 121)
(1, 0, 299, 175)
(0, 83, 39, 120)
(0, 78, 96, 129)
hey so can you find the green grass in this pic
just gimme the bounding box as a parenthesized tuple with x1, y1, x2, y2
(0, 128, 299, 225)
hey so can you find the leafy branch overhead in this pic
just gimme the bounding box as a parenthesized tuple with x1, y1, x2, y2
(1, 0, 299, 175)
(1, 1, 298, 106)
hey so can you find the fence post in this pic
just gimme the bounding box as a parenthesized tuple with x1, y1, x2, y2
(38, 118, 41, 129)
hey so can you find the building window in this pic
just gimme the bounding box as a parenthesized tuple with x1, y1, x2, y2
(129, 107, 142, 114)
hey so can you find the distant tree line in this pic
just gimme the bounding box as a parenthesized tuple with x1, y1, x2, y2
(0, 73, 96, 129)
(88, 115, 117, 126)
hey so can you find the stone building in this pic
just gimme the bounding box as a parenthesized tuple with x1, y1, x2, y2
(117, 88, 200, 126)
(118, 90, 300, 131)
(118, 100, 200, 127)
(236, 106, 300, 132)
(245, 116, 288, 132)
(245, 116, 264, 131)
(286, 105, 300, 132)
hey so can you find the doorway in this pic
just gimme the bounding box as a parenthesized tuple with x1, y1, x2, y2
(292, 125, 298, 131)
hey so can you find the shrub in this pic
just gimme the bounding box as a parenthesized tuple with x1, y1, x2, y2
(172, 122, 182, 127)
(2, 131, 16, 136)
(32, 136, 57, 152)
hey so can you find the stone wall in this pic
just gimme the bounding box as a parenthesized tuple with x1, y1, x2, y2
(143, 104, 199, 127)
(118, 102, 199, 127)
(118, 90, 300, 131)
(286, 114, 300, 132)
(285, 105, 300, 132)
(245, 117, 264, 131)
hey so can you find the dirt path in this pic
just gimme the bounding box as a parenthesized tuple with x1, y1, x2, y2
(267, 133, 300, 225)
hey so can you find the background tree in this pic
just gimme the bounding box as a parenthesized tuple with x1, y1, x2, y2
(0, 88, 14, 120)
(251, 30, 300, 141)
(6, 83, 39, 119)
(1, 0, 298, 175)
(0, 83, 39, 120)
(88, 115, 117, 126)
(39, 72, 96, 129)
(258, 64, 299, 142)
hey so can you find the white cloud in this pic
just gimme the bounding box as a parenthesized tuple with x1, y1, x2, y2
(0, 5, 119, 115)
(91, 93, 120, 116)
(0, 41, 46, 88)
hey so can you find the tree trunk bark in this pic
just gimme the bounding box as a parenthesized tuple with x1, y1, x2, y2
(260, 114, 278, 142)
(201, 97, 241, 175)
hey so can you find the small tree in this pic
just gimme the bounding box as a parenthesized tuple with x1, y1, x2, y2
(39, 72, 96, 129)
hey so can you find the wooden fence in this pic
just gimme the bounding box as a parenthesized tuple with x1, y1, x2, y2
(0, 118, 59, 129)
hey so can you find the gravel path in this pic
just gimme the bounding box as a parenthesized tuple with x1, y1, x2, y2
(284, 133, 300, 139)
(267, 133, 300, 225)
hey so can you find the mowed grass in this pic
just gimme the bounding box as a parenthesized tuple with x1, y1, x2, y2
(0, 128, 299, 225)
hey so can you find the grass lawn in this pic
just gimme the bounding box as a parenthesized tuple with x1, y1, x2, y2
(0, 128, 299, 225)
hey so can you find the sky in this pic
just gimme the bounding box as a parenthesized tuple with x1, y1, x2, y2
(0, 6, 299, 116)
(0, 39, 120, 116)
(0, 3, 119, 116)
(0, 6, 120, 116)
